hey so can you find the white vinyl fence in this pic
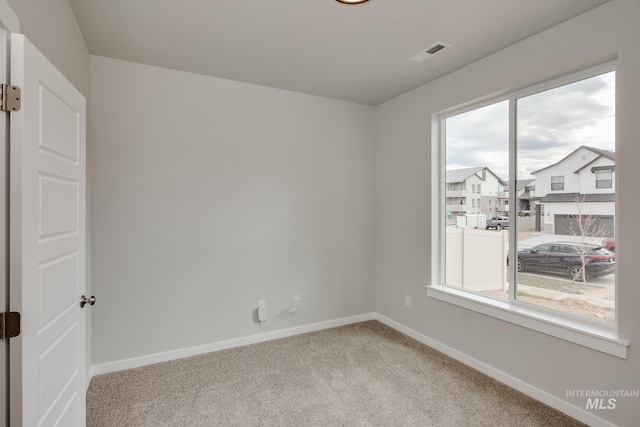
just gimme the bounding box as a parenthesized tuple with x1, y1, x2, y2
(517, 216, 536, 232)
(446, 227, 508, 291)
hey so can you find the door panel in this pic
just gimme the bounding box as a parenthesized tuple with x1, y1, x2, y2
(39, 176, 79, 237)
(38, 253, 79, 328)
(9, 34, 86, 427)
(39, 323, 79, 419)
(39, 86, 80, 162)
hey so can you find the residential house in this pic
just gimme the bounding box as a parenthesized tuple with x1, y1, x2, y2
(532, 146, 614, 235)
(446, 167, 506, 217)
(502, 178, 535, 215)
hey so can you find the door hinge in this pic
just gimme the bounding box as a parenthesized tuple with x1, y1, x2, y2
(0, 312, 21, 339)
(1, 83, 21, 112)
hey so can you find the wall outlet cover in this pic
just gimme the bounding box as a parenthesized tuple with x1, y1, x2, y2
(258, 305, 268, 322)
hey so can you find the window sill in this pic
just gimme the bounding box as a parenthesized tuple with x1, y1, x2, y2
(426, 284, 629, 359)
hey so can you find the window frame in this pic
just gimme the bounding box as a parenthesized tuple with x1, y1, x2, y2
(551, 175, 564, 191)
(596, 170, 613, 189)
(428, 61, 628, 359)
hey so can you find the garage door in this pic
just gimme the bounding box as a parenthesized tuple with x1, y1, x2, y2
(554, 214, 614, 237)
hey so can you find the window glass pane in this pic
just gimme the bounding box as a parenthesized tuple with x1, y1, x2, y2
(444, 101, 509, 299)
(551, 176, 564, 190)
(439, 68, 616, 324)
(596, 171, 612, 188)
(515, 71, 616, 323)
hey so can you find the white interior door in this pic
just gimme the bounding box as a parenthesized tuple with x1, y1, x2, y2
(9, 34, 87, 427)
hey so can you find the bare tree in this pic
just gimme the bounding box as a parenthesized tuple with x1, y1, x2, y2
(567, 195, 610, 285)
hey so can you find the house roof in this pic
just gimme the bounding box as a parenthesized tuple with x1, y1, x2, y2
(445, 167, 506, 185)
(535, 192, 615, 203)
(574, 159, 615, 174)
(586, 146, 616, 161)
(504, 179, 535, 192)
(531, 146, 615, 174)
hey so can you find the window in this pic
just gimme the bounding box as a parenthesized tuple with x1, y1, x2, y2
(596, 170, 613, 189)
(472, 184, 476, 193)
(551, 176, 564, 191)
(431, 63, 624, 357)
(477, 184, 481, 194)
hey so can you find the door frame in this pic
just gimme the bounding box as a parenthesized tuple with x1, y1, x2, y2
(0, 28, 7, 427)
(1, 5, 19, 427)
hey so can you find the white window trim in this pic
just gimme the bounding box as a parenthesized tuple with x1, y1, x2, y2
(596, 171, 613, 189)
(426, 285, 628, 358)
(551, 176, 564, 191)
(429, 60, 628, 359)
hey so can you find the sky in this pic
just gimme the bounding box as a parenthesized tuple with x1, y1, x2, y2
(445, 71, 615, 181)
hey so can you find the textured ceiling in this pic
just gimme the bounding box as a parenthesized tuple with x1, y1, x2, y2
(69, 0, 609, 105)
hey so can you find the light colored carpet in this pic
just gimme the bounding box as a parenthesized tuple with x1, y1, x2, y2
(87, 321, 584, 426)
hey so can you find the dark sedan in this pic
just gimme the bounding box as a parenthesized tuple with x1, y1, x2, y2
(511, 242, 615, 281)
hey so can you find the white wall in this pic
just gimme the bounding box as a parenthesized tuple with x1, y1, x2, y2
(90, 56, 375, 365)
(7, 0, 89, 97)
(374, 1, 640, 426)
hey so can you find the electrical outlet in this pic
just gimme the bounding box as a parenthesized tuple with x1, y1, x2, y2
(405, 295, 412, 308)
(293, 295, 300, 306)
(257, 299, 268, 322)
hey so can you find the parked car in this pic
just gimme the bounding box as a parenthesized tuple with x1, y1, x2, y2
(509, 242, 615, 281)
(602, 237, 615, 253)
(486, 216, 509, 230)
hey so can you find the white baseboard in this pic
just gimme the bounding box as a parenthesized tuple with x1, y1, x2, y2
(91, 312, 376, 376)
(374, 314, 617, 427)
(86, 367, 93, 391)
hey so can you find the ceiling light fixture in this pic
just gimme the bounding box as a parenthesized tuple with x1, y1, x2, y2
(336, 0, 371, 4)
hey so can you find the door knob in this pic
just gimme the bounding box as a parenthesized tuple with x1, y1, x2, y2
(80, 295, 96, 308)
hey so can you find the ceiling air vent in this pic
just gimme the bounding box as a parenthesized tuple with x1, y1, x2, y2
(408, 42, 451, 64)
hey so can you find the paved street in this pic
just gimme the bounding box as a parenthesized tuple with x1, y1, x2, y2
(516, 230, 610, 249)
